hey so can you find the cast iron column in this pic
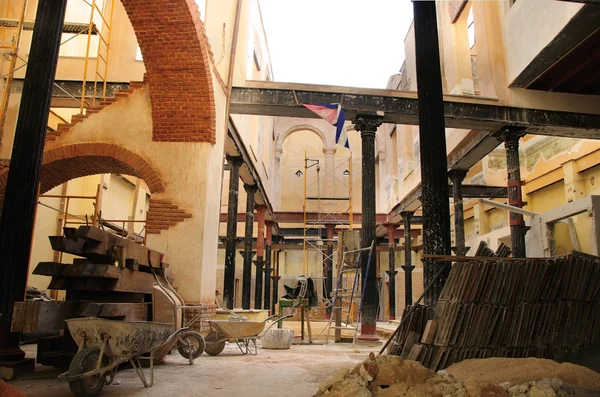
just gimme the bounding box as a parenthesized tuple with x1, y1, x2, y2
(271, 249, 281, 314)
(241, 184, 257, 309)
(385, 224, 398, 320)
(324, 224, 335, 319)
(504, 130, 527, 258)
(449, 170, 467, 256)
(223, 157, 243, 309)
(414, 0, 452, 307)
(401, 212, 415, 308)
(254, 205, 266, 309)
(354, 115, 383, 341)
(264, 221, 273, 314)
(0, 0, 67, 372)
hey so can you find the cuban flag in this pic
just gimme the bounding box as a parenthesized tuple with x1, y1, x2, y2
(302, 103, 349, 149)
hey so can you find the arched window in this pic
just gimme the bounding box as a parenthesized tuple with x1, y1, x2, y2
(467, 7, 475, 49)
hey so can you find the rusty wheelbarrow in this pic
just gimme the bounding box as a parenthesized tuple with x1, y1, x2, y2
(204, 314, 292, 356)
(58, 317, 188, 397)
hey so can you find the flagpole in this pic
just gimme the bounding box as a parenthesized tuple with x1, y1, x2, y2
(349, 152, 353, 230)
(303, 151, 308, 275)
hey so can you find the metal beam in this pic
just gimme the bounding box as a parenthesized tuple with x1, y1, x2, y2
(219, 212, 388, 223)
(387, 184, 507, 223)
(231, 82, 600, 139)
(479, 198, 538, 217)
(227, 120, 274, 217)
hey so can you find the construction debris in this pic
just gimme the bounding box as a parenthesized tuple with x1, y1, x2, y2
(447, 357, 600, 392)
(0, 380, 26, 397)
(388, 252, 600, 370)
(10, 225, 170, 368)
(315, 353, 600, 396)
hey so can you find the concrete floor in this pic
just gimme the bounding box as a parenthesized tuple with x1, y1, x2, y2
(9, 340, 381, 397)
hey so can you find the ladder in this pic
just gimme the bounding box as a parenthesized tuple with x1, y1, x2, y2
(324, 241, 375, 345)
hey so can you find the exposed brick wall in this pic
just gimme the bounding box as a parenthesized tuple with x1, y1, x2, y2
(0, 143, 165, 215)
(146, 198, 193, 234)
(449, 0, 468, 23)
(120, 0, 216, 143)
(183, 303, 217, 334)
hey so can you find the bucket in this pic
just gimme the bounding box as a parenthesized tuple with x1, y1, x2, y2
(261, 328, 294, 349)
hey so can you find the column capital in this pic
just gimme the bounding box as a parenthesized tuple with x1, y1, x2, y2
(225, 155, 244, 167)
(500, 127, 527, 147)
(353, 114, 384, 136)
(400, 211, 414, 221)
(322, 147, 337, 155)
(448, 169, 467, 183)
(244, 183, 258, 194)
(275, 148, 283, 161)
(383, 223, 398, 234)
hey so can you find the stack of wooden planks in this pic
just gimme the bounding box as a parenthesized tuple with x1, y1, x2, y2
(11, 226, 170, 368)
(390, 251, 600, 371)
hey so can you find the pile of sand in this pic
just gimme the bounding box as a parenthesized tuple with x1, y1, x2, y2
(316, 353, 600, 397)
(0, 380, 26, 397)
(447, 357, 600, 391)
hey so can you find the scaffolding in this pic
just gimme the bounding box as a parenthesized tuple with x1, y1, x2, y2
(0, 0, 115, 143)
(302, 151, 353, 303)
(0, 0, 27, 144)
(80, 0, 116, 112)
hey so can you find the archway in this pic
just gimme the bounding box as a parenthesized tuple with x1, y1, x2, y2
(0, 143, 164, 215)
(119, 0, 216, 142)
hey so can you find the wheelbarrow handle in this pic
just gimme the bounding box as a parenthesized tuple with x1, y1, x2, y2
(260, 314, 293, 337)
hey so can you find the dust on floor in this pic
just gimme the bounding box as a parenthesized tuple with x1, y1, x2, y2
(7, 342, 381, 397)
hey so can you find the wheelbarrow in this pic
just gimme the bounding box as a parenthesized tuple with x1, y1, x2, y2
(59, 317, 189, 397)
(205, 314, 292, 356)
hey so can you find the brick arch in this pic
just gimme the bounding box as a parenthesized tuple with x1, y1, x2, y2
(39, 143, 165, 194)
(0, 144, 164, 209)
(120, 0, 216, 143)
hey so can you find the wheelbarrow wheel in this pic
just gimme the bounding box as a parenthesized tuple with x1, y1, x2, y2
(177, 330, 205, 362)
(68, 348, 108, 397)
(204, 331, 226, 356)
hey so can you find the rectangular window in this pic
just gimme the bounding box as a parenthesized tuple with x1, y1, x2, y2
(467, 7, 475, 49)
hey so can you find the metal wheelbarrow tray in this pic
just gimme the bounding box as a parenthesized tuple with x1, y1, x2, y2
(205, 314, 292, 356)
(59, 317, 187, 397)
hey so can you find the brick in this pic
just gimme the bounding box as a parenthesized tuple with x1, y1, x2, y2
(120, 0, 216, 143)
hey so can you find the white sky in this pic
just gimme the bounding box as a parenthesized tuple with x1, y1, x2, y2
(258, 0, 414, 89)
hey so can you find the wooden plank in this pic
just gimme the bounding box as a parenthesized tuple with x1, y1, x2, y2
(48, 236, 85, 256)
(400, 331, 421, 359)
(11, 301, 150, 332)
(420, 320, 437, 345)
(47, 268, 166, 294)
(33, 262, 121, 279)
(11, 301, 74, 332)
(32, 262, 69, 277)
(83, 230, 162, 267)
(75, 226, 106, 242)
(75, 302, 150, 321)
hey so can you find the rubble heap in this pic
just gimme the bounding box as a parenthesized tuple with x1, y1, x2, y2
(316, 353, 598, 397)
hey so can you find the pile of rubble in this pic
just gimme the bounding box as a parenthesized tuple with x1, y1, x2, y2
(316, 353, 598, 397)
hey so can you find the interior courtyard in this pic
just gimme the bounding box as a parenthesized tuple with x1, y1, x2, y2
(1, 0, 600, 396)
